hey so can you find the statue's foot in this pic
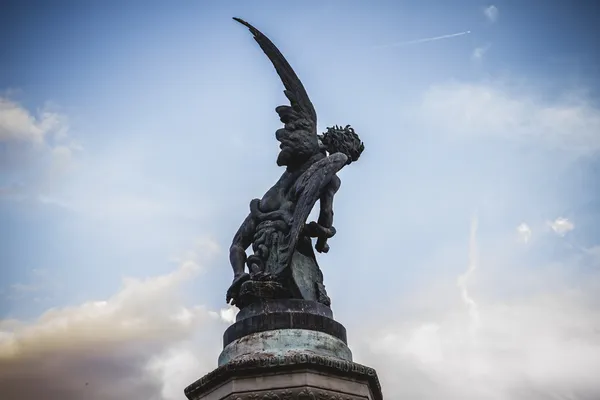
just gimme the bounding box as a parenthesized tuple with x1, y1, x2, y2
(226, 273, 250, 305)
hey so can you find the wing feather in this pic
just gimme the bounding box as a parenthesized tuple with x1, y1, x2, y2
(233, 17, 317, 135)
(272, 153, 349, 275)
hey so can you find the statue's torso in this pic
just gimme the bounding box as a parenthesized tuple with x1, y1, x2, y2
(250, 161, 320, 276)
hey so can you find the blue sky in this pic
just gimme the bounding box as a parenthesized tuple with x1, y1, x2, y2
(1, 1, 600, 399)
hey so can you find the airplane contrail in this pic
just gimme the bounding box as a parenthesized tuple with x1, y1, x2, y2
(457, 213, 480, 334)
(374, 30, 471, 49)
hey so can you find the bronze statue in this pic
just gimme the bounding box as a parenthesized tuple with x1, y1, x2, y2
(227, 18, 364, 308)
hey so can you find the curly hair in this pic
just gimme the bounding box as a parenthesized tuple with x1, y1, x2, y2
(320, 125, 365, 164)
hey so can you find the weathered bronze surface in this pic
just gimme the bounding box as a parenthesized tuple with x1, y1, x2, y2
(226, 18, 365, 309)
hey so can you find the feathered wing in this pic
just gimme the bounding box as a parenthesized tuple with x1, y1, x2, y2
(233, 17, 317, 136)
(272, 153, 349, 276)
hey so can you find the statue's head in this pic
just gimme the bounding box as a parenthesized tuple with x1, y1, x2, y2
(320, 125, 364, 165)
(275, 125, 320, 167)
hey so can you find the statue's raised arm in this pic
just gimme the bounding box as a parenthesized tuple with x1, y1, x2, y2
(227, 18, 364, 309)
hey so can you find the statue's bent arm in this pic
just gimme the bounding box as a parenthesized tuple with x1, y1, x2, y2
(229, 213, 255, 278)
(315, 175, 341, 253)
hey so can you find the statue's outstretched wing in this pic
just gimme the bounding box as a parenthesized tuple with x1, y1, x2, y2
(233, 18, 317, 136)
(273, 153, 349, 276)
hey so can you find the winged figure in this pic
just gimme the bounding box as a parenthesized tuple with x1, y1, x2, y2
(226, 18, 364, 308)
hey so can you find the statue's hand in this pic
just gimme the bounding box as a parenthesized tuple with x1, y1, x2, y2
(315, 241, 330, 253)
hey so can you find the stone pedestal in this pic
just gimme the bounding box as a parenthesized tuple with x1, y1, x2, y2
(185, 300, 383, 400)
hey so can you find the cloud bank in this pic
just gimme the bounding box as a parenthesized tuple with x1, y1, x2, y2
(419, 82, 600, 155)
(0, 96, 79, 200)
(0, 238, 228, 400)
(353, 222, 600, 400)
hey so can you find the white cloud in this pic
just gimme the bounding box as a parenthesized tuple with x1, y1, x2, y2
(0, 238, 222, 400)
(484, 5, 499, 23)
(219, 305, 238, 324)
(354, 223, 600, 400)
(419, 83, 600, 155)
(147, 344, 207, 400)
(517, 223, 532, 243)
(363, 289, 600, 399)
(0, 96, 79, 198)
(548, 217, 575, 236)
(472, 44, 491, 61)
(0, 97, 71, 149)
(0, 98, 48, 144)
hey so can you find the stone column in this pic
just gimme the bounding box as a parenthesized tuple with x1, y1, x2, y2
(184, 300, 383, 400)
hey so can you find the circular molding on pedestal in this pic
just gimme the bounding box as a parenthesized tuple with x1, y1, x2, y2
(235, 299, 334, 321)
(224, 311, 347, 347)
(219, 328, 352, 366)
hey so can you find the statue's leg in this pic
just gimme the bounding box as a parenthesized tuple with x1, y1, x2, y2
(286, 236, 328, 303)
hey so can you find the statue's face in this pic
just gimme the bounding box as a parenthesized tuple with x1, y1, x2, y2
(275, 128, 319, 167)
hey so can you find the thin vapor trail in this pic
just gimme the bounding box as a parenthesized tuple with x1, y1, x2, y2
(457, 214, 480, 332)
(374, 30, 471, 49)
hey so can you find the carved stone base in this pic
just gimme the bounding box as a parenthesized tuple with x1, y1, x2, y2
(237, 280, 293, 309)
(184, 353, 383, 400)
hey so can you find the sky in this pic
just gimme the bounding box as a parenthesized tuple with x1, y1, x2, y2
(1, 0, 600, 399)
